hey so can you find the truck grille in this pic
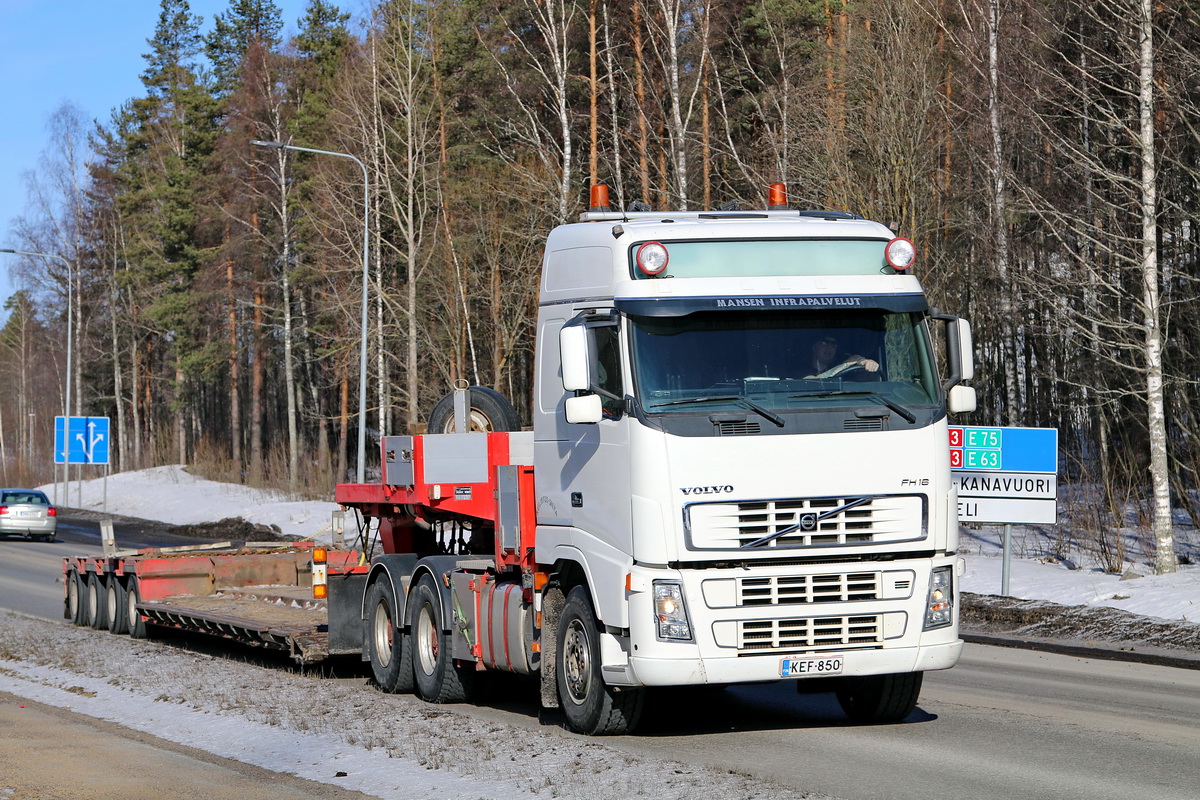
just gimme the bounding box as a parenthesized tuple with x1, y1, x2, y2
(739, 614, 882, 651)
(739, 572, 880, 605)
(685, 494, 925, 550)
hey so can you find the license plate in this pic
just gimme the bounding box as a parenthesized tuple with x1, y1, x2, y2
(781, 655, 844, 678)
(17, 511, 35, 517)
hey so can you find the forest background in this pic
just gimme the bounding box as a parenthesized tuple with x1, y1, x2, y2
(1, 0, 1196, 575)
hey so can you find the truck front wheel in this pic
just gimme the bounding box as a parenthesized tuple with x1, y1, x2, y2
(366, 579, 414, 693)
(557, 586, 643, 735)
(411, 575, 473, 703)
(835, 672, 923, 723)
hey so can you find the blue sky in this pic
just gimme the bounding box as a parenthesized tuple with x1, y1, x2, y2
(0, 0, 322, 308)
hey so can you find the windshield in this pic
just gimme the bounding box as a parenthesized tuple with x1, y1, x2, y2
(629, 309, 940, 421)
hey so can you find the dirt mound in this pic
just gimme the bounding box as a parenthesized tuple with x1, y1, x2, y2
(963, 592, 1200, 654)
(167, 517, 287, 541)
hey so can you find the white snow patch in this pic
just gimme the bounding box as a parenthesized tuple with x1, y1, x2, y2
(42, 465, 341, 541)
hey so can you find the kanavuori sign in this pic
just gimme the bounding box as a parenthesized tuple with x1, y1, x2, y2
(950, 426, 1058, 524)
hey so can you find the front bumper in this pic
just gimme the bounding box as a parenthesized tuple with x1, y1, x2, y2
(609, 556, 962, 688)
(627, 638, 961, 686)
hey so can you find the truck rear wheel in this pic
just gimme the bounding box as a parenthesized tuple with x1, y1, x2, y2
(428, 387, 521, 434)
(66, 568, 86, 625)
(411, 574, 474, 703)
(835, 672, 923, 723)
(367, 579, 414, 693)
(126, 577, 148, 639)
(557, 585, 644, 735)
(86, 573, 109, 630)
(106, 577, 129, 635)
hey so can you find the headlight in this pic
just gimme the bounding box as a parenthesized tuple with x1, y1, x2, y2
(923, 566, 954, 630)
(653, 581, 693, 641)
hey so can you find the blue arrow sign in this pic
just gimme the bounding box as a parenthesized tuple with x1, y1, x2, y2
(55, 416, 110, 465)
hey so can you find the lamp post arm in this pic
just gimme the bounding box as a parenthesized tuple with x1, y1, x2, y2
(248, 142, 371, 484)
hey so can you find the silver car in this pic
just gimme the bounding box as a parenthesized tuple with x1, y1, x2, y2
(0, 489, 57, 541)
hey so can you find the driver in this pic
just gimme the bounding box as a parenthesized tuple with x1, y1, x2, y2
(805, 335, 879, 379)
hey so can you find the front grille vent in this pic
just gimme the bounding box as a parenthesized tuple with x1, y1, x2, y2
(739, 572, 880, 605)
(844, 418, 884, 431)
(686, 494, 926, 550)
(738, 614, 882, 652)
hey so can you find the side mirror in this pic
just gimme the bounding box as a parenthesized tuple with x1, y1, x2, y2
(948, 385, 977, 414)
(565, 394, 603, 424)
(560, 324, 591, 392)
(951, 318, 974, 382)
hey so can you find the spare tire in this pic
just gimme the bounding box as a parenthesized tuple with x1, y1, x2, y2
(428, 386, 521, 434)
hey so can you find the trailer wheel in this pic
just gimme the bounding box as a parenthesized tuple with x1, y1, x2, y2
(66, 568, 87, 625)
(106, 577, 130, 635)
(367, 579, 414, 693)
(557, 585, 644, 735)
(428, 387, 521, 434)
(835, 672, 923, 723)
(411, 574, 474, 703)
(86, 573, 109, 630)
(126, 577, 148, 639)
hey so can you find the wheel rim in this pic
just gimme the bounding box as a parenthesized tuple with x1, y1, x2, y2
(67, 572, 79, 618)
(127, 583, 139, 629)
(416, 601, 438, 676)
(106, 582, 119, 623)
(441, 409, 495, 434)
(372, 598, 393, 667)
(562, 618, 593, 706)
(87, 578, 99, 621)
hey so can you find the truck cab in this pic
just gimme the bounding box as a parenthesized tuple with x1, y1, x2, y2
(532, 190, 974, 728)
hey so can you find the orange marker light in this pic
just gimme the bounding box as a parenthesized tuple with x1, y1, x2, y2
(768, 182, 788, 209)
(589, 183, 611, 211)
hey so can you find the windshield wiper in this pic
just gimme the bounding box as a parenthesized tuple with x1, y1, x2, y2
(788, 390, 917, 424)
(649, 395, 785, 427)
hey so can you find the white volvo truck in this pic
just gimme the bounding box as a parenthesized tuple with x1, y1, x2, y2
(529, 183, 976, 732)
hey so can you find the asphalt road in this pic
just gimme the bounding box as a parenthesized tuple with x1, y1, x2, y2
(4, 518, 1200, 800)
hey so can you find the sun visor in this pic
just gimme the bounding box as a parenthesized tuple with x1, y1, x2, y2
(615, 293, 929, 317)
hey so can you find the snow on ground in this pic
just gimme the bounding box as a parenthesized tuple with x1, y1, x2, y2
(42, 465, 342, 540)
(46, 465, 1200, 625)
(958, 518, 1200, 624)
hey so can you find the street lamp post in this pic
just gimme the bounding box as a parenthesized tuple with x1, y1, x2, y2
(250, 140, 371, 484)
(0, 248, 72, 504)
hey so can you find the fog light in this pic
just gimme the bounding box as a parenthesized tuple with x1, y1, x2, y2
(923, 566, 953, 630)
(653, 581, 693, 641)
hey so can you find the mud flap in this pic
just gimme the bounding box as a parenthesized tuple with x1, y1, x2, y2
(539, 586, 565, 708)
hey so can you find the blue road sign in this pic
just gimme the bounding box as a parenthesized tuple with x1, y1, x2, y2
(54, 416, 111, 465)
(948, 426, 1057, 473)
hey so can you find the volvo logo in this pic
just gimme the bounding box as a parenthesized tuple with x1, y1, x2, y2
(798, 513, 818, 532)
(680, 485, 734, 496)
